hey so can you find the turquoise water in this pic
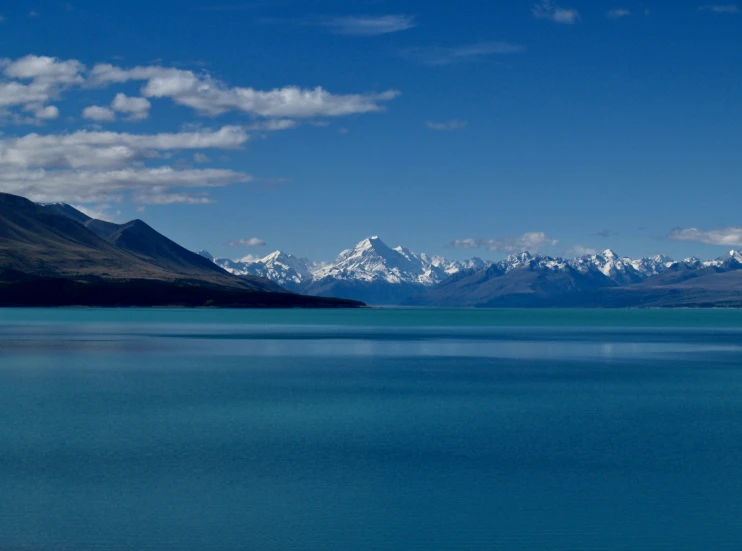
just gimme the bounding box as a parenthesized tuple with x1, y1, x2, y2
(1, 308, 742, 550)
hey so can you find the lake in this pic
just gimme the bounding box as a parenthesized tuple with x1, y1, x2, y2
(1, 308, 741, 550)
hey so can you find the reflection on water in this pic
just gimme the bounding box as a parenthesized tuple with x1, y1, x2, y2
(0, 309, 741, 551)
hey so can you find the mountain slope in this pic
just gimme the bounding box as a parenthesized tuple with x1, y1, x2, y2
(40, 201, 280, 291)
(0, 193, 170, 280)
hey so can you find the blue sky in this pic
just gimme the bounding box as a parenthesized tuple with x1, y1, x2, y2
(0, 0, 740, 262)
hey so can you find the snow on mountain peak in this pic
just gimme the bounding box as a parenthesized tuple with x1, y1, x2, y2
(200, 236, 737, 298)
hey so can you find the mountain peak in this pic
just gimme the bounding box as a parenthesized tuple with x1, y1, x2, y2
(263, 250, 285, 262)
(197, 250, 214, 261)
(357, 235, 385, 248)
(602, 249, 619, 258)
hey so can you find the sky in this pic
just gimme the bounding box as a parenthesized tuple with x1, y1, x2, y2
(0, 0, 740, 263)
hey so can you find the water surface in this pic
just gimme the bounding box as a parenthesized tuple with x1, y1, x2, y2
(1, 308, 741, 550)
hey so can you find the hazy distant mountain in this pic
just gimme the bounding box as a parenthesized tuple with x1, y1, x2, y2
(407, 249, 742, 308)
(409, 251, 617, 307)
(0, 193, 361, 308)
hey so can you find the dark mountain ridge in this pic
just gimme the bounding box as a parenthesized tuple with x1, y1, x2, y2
(0, 193, 362, 308)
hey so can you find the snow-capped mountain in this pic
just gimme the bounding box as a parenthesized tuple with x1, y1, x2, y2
(200, 236, 489, 303)
(199, 238, 742, 305)
(311, 236, 482, 286)
(628, 254, 675, 277)
(198, 249, 313, 290)
(568, 249, 645, 285)
(303, 236, 488, 303)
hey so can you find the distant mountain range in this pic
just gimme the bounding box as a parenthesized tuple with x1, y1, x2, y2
(0, 193, 361, 308)
(200, 236, 742, 307)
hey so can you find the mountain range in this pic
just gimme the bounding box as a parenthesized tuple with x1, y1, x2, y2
(0, 193, 361, 308)
(201, 236, 742, 307)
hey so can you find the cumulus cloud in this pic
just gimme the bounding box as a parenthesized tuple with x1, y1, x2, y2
(0, 55, 85, 111)
(698, 4, 740, 13)
(227, 237, 267, 247)
(111, 93, 151, 121)
(0, 53, 398, 208)
(532, 0, 580, 24)
(0, 54, 398, 125)
(320, 14, 416, 35)
(2, 54, 84, 85)
(607, 9, 632, 18)
(82, 105, 116, 122)
(449, 232, 558, 252)
(90, 62, 399, 117)
(402, 42, 525, 66)
(426, 119, 467, 131)
(0, 82, 52, 109)
(33, 105, 59, 120)
(668, 226, 742, 246)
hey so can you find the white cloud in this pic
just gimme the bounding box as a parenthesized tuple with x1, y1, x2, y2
(0, 55, 85, 115)
(90, 63, 400, 117)
(321, 15, 416, 36)
(533, 0, 580, 24)
(0, 125, 253, 205)
(111, 93, 151, 121)
(403, 42, 525, 66)
(246, 119, 298, 131)
(227, 237, 266, 247)
(669, 226, 742, 246)
(449, 238, 479, 249)
(0, 126, 248, 169)
(607, 9, 632, 19)
(698, 5, 740, 13)
(2, 54, 84, 85)
(566, 244, 598, 256)
(449, 232, 559, 252)
(0, 82, 56, 109)
(33, 105, 59, 120)
(0, 166, 252, 204)
(426, 119, 467, 131)
(82, 105, 116, 122)
(0, 53, 398, 208)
